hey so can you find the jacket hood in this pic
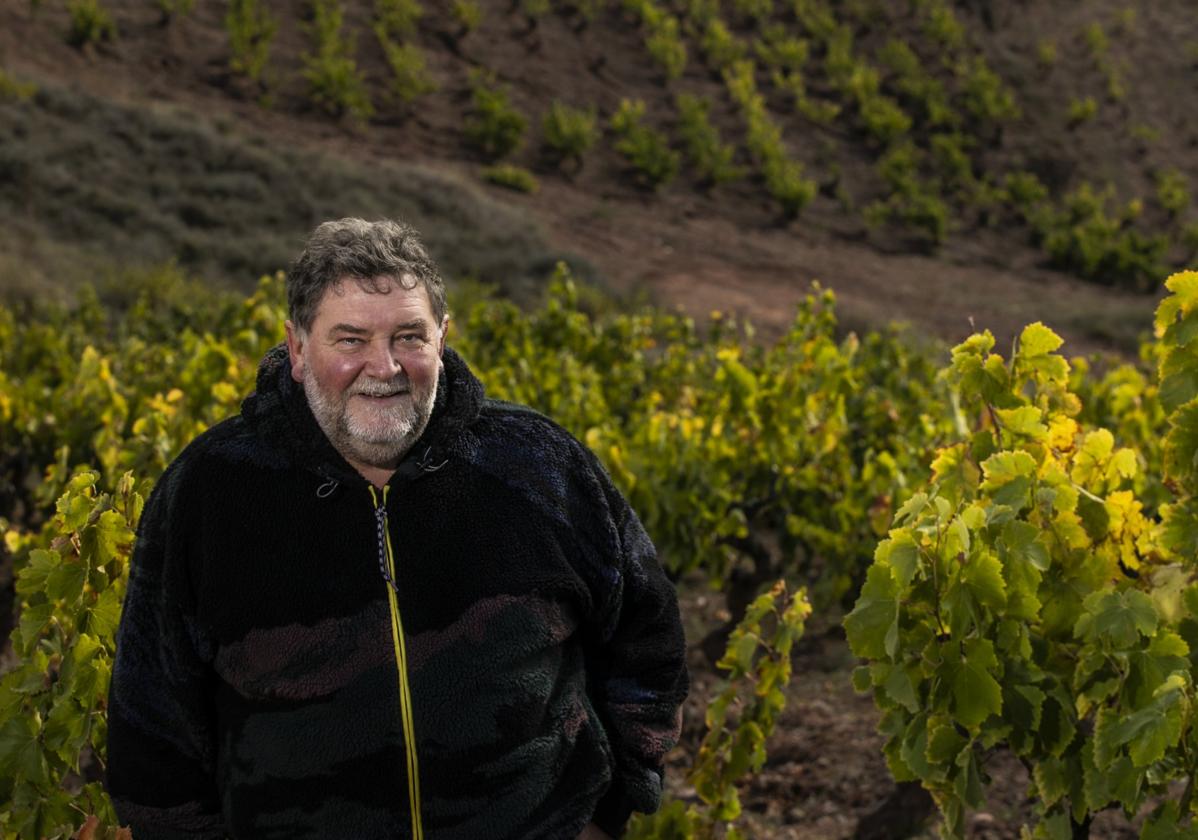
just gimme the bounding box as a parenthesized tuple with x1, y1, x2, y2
(240, 343, 485, 487)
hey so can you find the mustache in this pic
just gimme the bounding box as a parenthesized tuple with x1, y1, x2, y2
(352, 377, 411, 397)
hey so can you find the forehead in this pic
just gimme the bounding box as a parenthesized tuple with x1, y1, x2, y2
(312, 276, 435, 324)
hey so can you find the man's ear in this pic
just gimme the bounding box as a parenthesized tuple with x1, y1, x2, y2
(436, 315, 450, 357)
(285, 320, 306, 383)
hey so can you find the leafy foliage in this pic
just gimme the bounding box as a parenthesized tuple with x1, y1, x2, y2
(375, 31, 436, 106)
(610, 99, 680, 189)
(722, 60, 816, 216)
(1030, 183, 1168, 292)
(1, 473, 142, 839)
(627, 583, 811, 839)
(1156, 169, 1191, 219)
(674, 93, 744, 188)
(225, 0, 278, 84)
(155, 0, 195, 21)
(480, 163, 539, 193)
(302, 0, 374, 120)
(0, 68, 37, 102)
(541, 101, 599, 169)
(848, 277, 1198, 838)
(450, 0, 482, 34)
(464, 72, 527, 160)
(375, 0, 423, 39)
(66, 0, 116, 49)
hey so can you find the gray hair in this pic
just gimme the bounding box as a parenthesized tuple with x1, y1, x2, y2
(287, 218, 448, 332)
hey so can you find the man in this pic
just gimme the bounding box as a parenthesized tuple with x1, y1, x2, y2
(107, 218, 689, 839)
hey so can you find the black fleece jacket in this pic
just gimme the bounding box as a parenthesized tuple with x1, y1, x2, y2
(106, 345, 689, 840)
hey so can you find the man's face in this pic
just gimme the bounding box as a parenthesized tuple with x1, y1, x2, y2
(285, 276, 447, 470)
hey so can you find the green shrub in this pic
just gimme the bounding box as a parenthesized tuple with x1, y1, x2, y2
(302, 0, 374, 120)
(958, 56, 1020, 126)
(845, 62, 879, 100)
(771, 65, 805, 105)
(1182, 222, 1198, 259)
(375, 0, 422, 39)
(859, 93, 911, 146)
(867, 144, 948, 250)
(865, 189, 949, 250)
(1067, 96, 1098, 126)
(699, 18, 744, 71)
(675, 93, 743, 187)
(823, 24, 856, 88)
(450, 0, 482, 33)
(541, 101, 599, 168)
(156, 0, 195, 19)
(796, 95, 840, 124)
(66, 0, 117, 48)
(680, 0, 719, 26)
(1132, 123, 1161, 143)
(731, 0, 772, 22)
(877, 38, 955, 128)
(1085, 20, 1109, 57)
(0, 68, 37, 101)
(481, 163, 539, 193)
(465, 72, 527, 160)
(921, 0, 965, 52)
(1100, 58, 1127, 101)
(610, 99, 680, 189)
(723, 60, 817, 216)
(1036, 39, 1057, 67)
(867, 140, 949, 247)
(625, 4, 687, 80)
(1034, 182, 1169, 290)
(646, 14, 688, 80)
(930, 132, 972, 188)
(627, 584, 810, 839)
(565, 0, 606, 23)
(375, 30, 436, 105)
(225, 0, 277, 83)
(754, 24, 809, 71)
(875, 141, 920, 194)
(792, 0, 836, 40)
(1155, 169, 1190, 218)
(763, 156, 817, 218)
(521, 0, 551, 16)
(1002, 170, 1049, 216)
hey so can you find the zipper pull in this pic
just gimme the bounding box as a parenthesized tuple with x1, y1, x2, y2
(370, 486, 399, 592)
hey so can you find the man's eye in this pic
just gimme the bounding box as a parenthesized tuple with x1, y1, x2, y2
(397, 334, 421, 344)
(337, 337, 363, 346)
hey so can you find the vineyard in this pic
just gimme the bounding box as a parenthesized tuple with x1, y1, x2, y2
(0, 263, 1195, 838)
(3, 0, 1198, 838)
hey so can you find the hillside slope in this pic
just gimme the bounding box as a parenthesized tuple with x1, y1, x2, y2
(1, 0, 1193, 351)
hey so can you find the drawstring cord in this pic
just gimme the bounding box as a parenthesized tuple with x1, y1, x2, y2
(416, 447, 448, 473)
(314, 446, 446, 499)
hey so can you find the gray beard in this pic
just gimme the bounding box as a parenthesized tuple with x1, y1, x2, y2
(303, 374, 437, 469)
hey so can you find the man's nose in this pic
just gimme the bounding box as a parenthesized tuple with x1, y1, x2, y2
(364, 338, 403, 379)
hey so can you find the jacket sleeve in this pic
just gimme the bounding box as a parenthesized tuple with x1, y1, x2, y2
(107, 463, 226, 839)
(581, 455, 690, 838)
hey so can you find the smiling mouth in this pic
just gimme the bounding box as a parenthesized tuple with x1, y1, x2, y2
(355, 390, 410, 400)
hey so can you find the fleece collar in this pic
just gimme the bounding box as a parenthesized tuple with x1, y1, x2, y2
(240, 344, 485, 489)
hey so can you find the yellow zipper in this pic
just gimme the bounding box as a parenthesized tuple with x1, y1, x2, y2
(370, 485, 424, 840)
